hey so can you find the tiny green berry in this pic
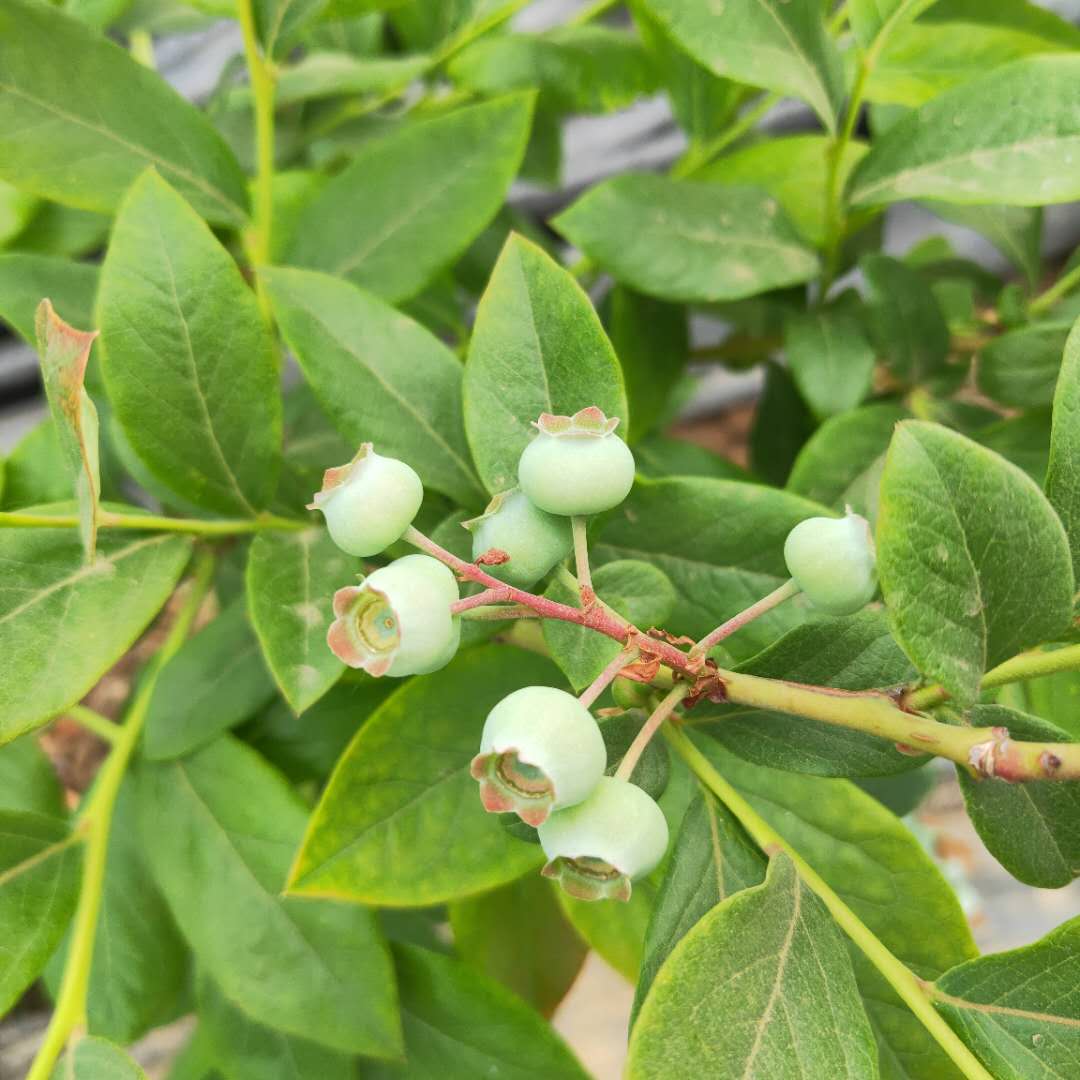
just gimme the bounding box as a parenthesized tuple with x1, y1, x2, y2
(471, 686, 606, 827)
(462, 489, 573, 588)
(783, 510, 877, 615)
(537, 776, 668, 902)
(517, 407, 635, 517)
(308, 443, 423, 557)
(327, 554, 459, 677)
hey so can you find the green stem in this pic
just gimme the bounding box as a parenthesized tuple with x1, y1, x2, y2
(665, 727, 995, 1080)
(615, 683, 689, 780)
(0, 510, 307, 536)
(26, 552, 215, 1080)
(672, 93, 779, 179)
(1028, 260, 1080, 316)
(690, 578, 800, 658)
(571, 516, 593, 601)
(908, 643, 1080, 710)
(567, 0, 620, 26)
(66, 705, 119, 745)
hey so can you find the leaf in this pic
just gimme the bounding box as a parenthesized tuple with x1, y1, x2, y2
(1046, 316, 1080, 581)
(697, 135, 869, 249)
(246, 528, 355, 714)
(699, 610, 923, 777)
(633, 788, 766, 1022)
(0, 254, 97, 344)
(593, 477, 827, 661)
(372, 944, 588, 1079)
(143, 599, 277, 760)
(933, 915, 1080, 1078)
(254, 0, 326, 58)
(288, 646, 556, 905)
(49, 1036, 148, 1079)
(97, 171, 281, 517)
(449, 874, 587, 1018)
(554, 175, 820, 303)
(861, 255, 949, 384)
(556, 879, 656, 981)
(264, 269, 484, 507)
(849, 0, 939, 50)
(463, 234, 627, 495)
(543, 560, 677, 691)
(607, 287, 688, 443)
(0, 810, 82, 1014)
(197, 974, 355, 1080)
(877, 421, 1074, 703)
(749, 361, 816, 487)
(637, 0, 844, 131)
(849, 56, 1080, 208)
(0, 524, 192, 744)
(14, 203, 110, 258)
(0, 0, 247, 224)
(272, 51, 430, 105)
(629, 854, 879, 1079)
(697, 738, 979, 1078)
(956, 704, 1080, 889)
(925, 202, 1042, 286)
(35, 300, 100, 558)
(0, 734, 64, 818)
(634, 435, 751, 482)
(977, 322, 1069, 408)
(785, 306, 876, 420)
(287, 95, 533, 304)
(135, 736, 401, 1056)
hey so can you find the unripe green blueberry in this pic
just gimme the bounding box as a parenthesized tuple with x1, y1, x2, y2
(327, 554, 459, 677)
(538, 776, 669, 902)
(783, 510, 877, 616)
(611, 676, 652, 711)
(517, 407, 635, 517)
(462, 490, 573, 588)
(471, 686, 606, 827)
(308, 443, 423, 557)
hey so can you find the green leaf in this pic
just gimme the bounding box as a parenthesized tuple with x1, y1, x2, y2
(135, 736, 401, 1056)
(629, 854, 879, 1079)
(749, 361, 816, 487)
(785, 306, 876, 420)
(594, 477, 827, 660)
(1046, 316, 1080, 582)
(288, 646, 556, 905)
(0, 0, 247, 224)
(634, 435, 751, 483)
(35, 300, 100, 557)
(0, 734, 64, 818)
(263, 266, 484, 507)
(271, 51, 430, 105)
(849, 0, 939, 50)
(933, 914, 1080, 1078)
(878, 421, 1075, 702)
(97, 171, 281, 517)
(463, 233, 627, 495)
(287, 95, 533, 304)
(449, 874, 587, 1018)
(0, 254, 97, 344)
(956, 704, 1080, 889)
(373, 944, 588, 1079)
(246, 528, 355, 714)
(849, 56, 1080, 208)
(697, 738, 978, 1078)
(923, 201, 1042, 287)
(2, 422, 75, 510)
(556, 879, 656, 982)
(143, 599, 277, 760)
(633, 788, 766, 1022)
(197, 974, 355, 1080)
(254, 0, 326, 58)
(696, 135, 869, 249)
(607, 287, 688, 443)
(637, 0, 843, 131)
(543, 560, 677, 691)
(49, 1036, 148, 1079)
(0, 525, 191, 744)
(977, 322, 1069, 408)
(554, 175, 820, 303)
(274, 383, 351, 509)
(699, 610, 922, 777)
(0, 810, 81, 1014)
(861, 254, 949, 384)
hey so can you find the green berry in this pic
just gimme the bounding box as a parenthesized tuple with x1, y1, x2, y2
(471, 686, 606, 826)
(784, 510, 877, 615)
(538, 776, 668, 902)
(308, 443, 423, 557)
(327, 554, 459, 677)
(517, 407, 635, 517)
(462, 490, 573, 588)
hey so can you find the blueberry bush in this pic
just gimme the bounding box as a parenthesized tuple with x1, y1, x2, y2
(1, 0, 1080, 1077)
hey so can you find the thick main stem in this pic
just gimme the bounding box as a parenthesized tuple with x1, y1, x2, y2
(665, 727, 995, 1080)
(691, 579, 800, 657)
(615, 683, 690, 781)
(27, 552, 215, 1080)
